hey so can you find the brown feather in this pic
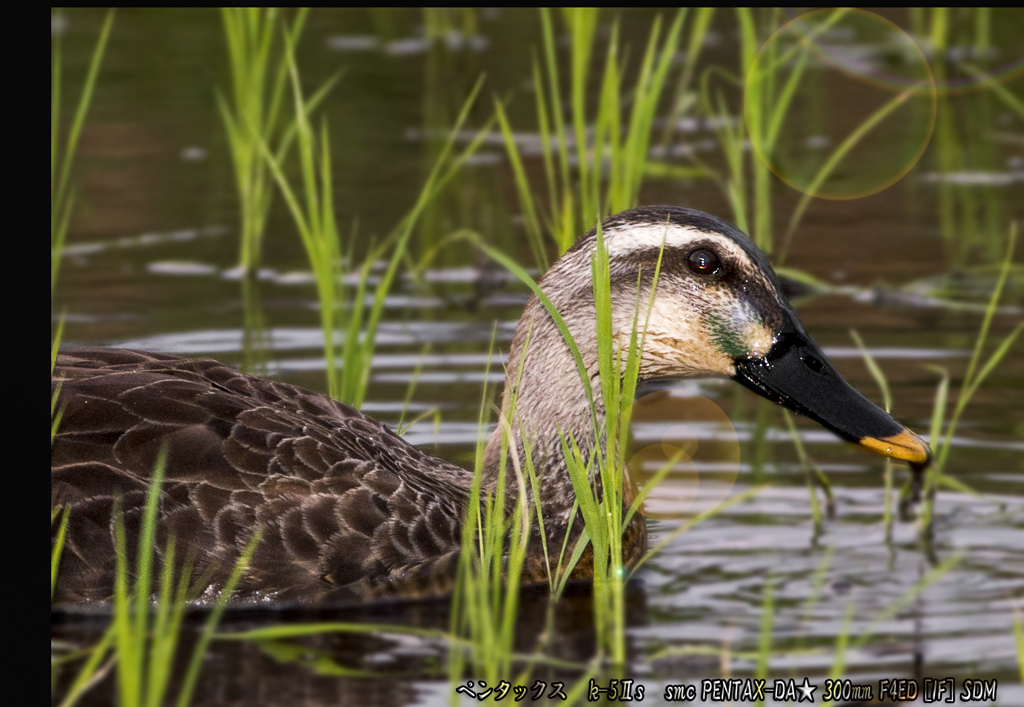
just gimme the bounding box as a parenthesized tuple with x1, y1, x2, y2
(51, 348, 479, 606)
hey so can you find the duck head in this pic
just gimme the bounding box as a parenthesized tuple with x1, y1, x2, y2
(516, 206, 930, 466)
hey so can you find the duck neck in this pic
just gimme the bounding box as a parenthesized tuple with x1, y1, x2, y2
(482, 293, 607, 530)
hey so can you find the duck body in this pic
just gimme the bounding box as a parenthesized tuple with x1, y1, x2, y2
(53, 347, 487, 605)
(51, 206, 928, 607)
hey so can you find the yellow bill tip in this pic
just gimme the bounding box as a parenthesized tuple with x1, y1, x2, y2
(858, 428, 931, 466)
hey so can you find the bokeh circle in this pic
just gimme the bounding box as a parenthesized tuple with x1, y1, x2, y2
(628, 391, 741, 520)
(744, 8, 938, 200)
(776, 7, 1024, 97)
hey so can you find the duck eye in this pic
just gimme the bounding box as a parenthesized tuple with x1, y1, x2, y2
(687, 249, 721, 275)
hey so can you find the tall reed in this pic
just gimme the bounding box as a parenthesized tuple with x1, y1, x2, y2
(219, 8, 309, 272)
(851, 329, 896, 540)
(919, 225, 1021, 528)
(572, 223, 657, 664)
(51, 10, 113, 293)
(781, 408, 835, 529)
(49, 9, 105, 619)
(657, 8, 716, 150)
(1015, 604, 1024, 684)
(701, 8, 845, 256)
(497, 8, 685, 268)
(261, 30, 487, 405)
(448, 332, 534, 691)
(913, 8, 1012, 270)
(51, 316, 69, 601)
(843, 225, 1018, 536)
(479, 222, 668, 665)
(699, 9, 929, 262)
(54, 451, 259, 707)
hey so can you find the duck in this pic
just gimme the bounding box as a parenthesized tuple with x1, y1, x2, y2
(51, 206, 930, 607)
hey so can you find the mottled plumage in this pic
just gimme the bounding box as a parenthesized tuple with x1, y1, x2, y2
(52, 348, 472, 605)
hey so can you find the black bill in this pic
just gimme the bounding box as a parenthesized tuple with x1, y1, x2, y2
(733, 312, 930, 465)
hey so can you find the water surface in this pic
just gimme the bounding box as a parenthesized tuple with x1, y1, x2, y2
(52, 8, 1023, 706)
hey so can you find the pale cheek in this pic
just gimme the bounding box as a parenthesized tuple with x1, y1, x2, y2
(643, 335, 735, 378)
(617, 297, 737, 378)
(630, 307, 708, 375)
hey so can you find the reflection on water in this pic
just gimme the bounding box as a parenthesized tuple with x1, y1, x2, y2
(52, 7, 1023, 706)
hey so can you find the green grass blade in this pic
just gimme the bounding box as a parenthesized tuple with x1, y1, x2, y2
(493, 97, 547, 270)
(621, 450, 683, 533)
(565, 8, 598, 226)
(597, 24, 623, 213)
(558, 434, 602, 549)
(850, 329, 891, 413)
(959, 62, 1024, 120)
(928, 367, 950, 450)
(554, 520, 588, 599)
(220, 8, 311, 269)
(659, 8, 709, 148)
(53, 10, 114, 237)
(146, 538, 177, 707)
(52, 312, 67, 444)
(51, 507, 70, 601)
(1014, 605, 1024, 683)
(592, 221, 615, 417)
(57, 625, 116, 707)
(823, 602, 856, 705)
(786, 84, 926, 240)
(783, 410, 823, 527)
(175, 531, 261, 707)
(756, 579, 774, 686)
(112, 501, 137, 706)
(476, 241, 596, 417)
(126, 449, 168, 704)
(52, 10, 114, 293)
(356, 79, 486, 408)
(762, 46, 809, 152)
(622, 11, 685, 208)
(926, 225, 1019, 482)
(852, 552, 962, 650)
(539, 8, 574, 250)
(920, 365, 950, 531)
(52, 25, 61, 195)
(396, 344, 429, 435)
(618, 232, 666, 465)
(958, 224, 1018, 410)
(218, 622, 450, 642)
(532, 56, 559, 248)
(937, 475, 980, 496)
(965, 321, 1023, 405)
